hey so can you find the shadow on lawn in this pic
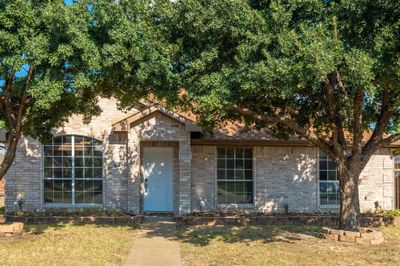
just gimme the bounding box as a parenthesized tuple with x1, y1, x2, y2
(178, 225, 322, 246)
(23, 222, 138, 235)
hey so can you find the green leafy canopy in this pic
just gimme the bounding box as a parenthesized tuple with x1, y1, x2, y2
(160, 0, 400, 138)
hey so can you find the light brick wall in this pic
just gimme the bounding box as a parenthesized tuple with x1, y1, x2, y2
(6, 98, 134, 213)
(0, 179, 4, 197)
(254, 146, 318, 213)
(190, 146, 395, 214)
(3, 97, 396, 214)
(191, 146, 216, 211)
(128, 112, 192, 214)
(5, 137, 42, 212)
(358, 148, 394, 212)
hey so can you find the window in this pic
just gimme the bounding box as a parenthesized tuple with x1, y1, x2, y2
(319, 151, 340, 206)
(217, 147, 253, 204)
(43, 135, 103, 205)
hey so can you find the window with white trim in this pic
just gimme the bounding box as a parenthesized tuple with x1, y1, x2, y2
(319, 151, 340, 206)
(43, 135, 103, 205)
(217, 147, 253, 204)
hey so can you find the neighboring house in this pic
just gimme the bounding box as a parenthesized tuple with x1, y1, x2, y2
(4, 98, 400, 214)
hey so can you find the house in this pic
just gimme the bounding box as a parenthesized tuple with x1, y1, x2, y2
(3, 98, 400, 214)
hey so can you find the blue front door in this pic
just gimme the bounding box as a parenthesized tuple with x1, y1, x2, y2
(143, 147, 173, 212)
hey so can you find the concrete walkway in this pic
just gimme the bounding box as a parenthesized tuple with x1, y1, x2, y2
(125, 217, 182, 266)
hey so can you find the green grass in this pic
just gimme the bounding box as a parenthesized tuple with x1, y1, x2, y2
(178, 225, 400, 266)
(0, 223, 136, 266)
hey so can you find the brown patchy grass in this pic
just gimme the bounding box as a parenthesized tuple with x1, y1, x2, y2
(178, 225, 400, 266)
(0, 223, 136, 266)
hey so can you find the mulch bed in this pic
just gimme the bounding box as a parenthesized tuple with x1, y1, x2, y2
(4, 215, 144, 224)
(175, 213, 400, 227)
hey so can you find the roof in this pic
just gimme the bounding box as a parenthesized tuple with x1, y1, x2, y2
(111, 100, 400, 148)
(112, 104, 200, 132)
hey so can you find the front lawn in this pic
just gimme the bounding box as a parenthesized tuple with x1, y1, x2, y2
(178, 225, 400, 266)
(0, 223, 136, 265)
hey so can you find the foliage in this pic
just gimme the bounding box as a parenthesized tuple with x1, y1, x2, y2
(160, 0, 400, 137)
(0, 0, 102, 141)
(156, 0, 400, 230)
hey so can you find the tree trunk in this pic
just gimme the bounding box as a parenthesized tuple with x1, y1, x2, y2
(0, 133, 20, 181)
(338, 168, 361, 231)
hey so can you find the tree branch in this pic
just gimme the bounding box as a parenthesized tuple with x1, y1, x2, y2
(232, 104, 336, 159)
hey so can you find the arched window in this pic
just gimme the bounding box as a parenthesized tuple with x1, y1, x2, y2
(43, 135, 103, 205)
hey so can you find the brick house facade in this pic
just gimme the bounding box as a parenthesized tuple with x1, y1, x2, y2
(4, 98, 400, 214)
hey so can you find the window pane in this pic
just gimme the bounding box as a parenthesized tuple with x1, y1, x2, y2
(43, 135, 103, 206)
(94, 168, 102, 179)
(226, 182, 235, 193)
(217, 159, 226, 169)
(245, 170, 252, 180)
(226, 148, 234, 158)
(63, 167, 72, 178)
(54, 168, 63, 178)
(235, 159, 243, 169)
(319, 171, 328, 180)
(217, 170, 225, 179)
(44, 180, 53, 193)
(44, 146, 53, 156)
(44, 168, 53, 178)
(53, 192, 63, 203)
(75, 145, 84, 156)
(234, 182, 244, 193)
(62, 145, 72, 157)
(84, 168, 93, 178)
(245, 182, 254, 193)
(235, 148, 243, 159)
(235, 170, 244, 180)
(227, 170, 235, 179)
(244, 148, 252, 159)
(217, 148, 226, 159)
(227, 159, 234, 169)
(84, 146, 93, 157)
(75, 191, 84, 204)
(63, 157, 72, 168)
(63, 192, 72, 203)
(93, 191, 102, 203)
(84, 157, 93, 168)
(319, 160, 327, 171)
(75, 168, 84, 178)
(44, 157, 53, 167)
(93, 157, 102, 167)
(327, 171, 337, 180)
(93, 146, 102, 157)
(320, 182, 327, 193)
(54, 146, 63, 156)
(244, 159, 252, 169)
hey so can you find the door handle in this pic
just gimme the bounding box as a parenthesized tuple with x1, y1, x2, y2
(145, 178, 148, 193)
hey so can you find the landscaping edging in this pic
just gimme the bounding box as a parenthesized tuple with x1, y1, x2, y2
(175, 215, 400, 227)
(322, 227, 384, 245)
(0, 222, 24, 237)
(5, 215, 144, 224)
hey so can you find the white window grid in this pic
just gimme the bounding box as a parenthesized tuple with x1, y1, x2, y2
(43, 135, 103, 206)
(319, 151, 340, 207)
(217, 147, 254, 205)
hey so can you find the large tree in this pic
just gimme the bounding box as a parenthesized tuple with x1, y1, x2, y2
(0, 0, 103, 179)
(160, 0, 400, 230)
(0, 0, 176, 181)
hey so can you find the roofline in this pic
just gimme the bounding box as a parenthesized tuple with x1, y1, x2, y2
(191, 139, 400, 148)
(112, 105, 199, 132)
